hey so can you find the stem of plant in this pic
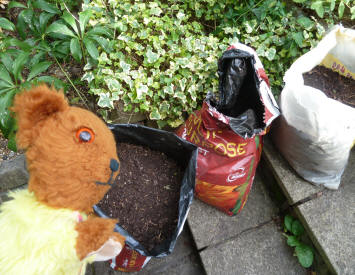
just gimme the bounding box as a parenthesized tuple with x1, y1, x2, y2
(53, 56, 89, 109)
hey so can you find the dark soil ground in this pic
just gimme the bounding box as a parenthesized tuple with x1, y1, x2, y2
(97, 142, 183, 251)
(303, 65, 355, 108)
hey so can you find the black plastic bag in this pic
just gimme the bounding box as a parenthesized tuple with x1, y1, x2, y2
(211, 48, 267, 138)
(94, 124, 198, 271)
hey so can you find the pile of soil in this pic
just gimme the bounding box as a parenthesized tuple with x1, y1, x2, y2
(303, 65, 355, 108)
(97, 142, 183, 251)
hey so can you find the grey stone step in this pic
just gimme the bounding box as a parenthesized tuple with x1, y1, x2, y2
(0, 154, 28, 192)
(262, 138, 323, 204)
(187, 172, 306, 274)
(199, 221, 306, 275)
(263, 137, 355, 275)
(187, 173, 277, 250)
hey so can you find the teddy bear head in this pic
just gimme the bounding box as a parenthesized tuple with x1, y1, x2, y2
(12, 85, 120, 213)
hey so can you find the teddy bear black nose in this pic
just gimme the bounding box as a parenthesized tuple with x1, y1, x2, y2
(110, 159, 119, 172)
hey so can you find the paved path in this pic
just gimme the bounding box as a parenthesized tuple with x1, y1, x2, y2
(263, 137, 355, 275)
(86, 171, 306, 275)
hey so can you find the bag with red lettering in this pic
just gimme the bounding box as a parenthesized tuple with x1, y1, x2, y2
(176, 42, 280, 216)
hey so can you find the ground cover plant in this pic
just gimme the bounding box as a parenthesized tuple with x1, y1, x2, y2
(0, 0, 353, 148)
(283, 214, 314, 268)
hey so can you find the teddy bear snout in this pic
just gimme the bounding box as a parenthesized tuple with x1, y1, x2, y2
(110, 159, 119, 172)
(95, 158, 120, 187)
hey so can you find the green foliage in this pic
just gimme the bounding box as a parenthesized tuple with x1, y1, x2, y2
(293, 0, 355, 20)
(1, 0, 347, 139)
(47, 8, 113, 63)
(82, 0, 230, 127)
(284, 215, 314, 268)
(0, 0, 68, 150)
(0, 46, 65, 150)
(81, 0, 333, 128)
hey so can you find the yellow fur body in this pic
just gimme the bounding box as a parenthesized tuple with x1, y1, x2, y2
(0, 189, 92, 275)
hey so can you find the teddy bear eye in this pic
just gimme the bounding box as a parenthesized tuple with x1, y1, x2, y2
(76, 128, 95, 143)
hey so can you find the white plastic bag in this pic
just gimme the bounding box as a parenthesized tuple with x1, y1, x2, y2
(272, 25, 355, 190)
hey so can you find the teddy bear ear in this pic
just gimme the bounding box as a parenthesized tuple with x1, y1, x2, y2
(12, 85, 69, 149)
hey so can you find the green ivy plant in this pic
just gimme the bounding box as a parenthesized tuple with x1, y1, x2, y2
(80, 0, 334, 128)
(82, 0, 231, 127)
(284, 215, 314, 268)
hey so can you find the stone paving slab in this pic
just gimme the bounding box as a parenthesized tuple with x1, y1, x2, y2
(199, 221, 306, 275)
(263, 137, 322, 204)
(187, 172, 277, 250)
(295, 148, 355, 275)
(85, 224, 205, 275)
(0, 154, 28, 192)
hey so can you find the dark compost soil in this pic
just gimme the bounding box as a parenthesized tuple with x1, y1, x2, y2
(97, 142, 183, 251)
(303, 65, 355, 108)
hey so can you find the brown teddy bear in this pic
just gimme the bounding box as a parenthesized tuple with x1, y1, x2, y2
(0, 85, 125, 275)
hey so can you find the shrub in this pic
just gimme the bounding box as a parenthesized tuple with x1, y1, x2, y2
(81, 0, 334, 128)
(82, 0, 233, 128)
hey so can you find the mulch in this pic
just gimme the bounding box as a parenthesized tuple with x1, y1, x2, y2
(97, 142, 183, 251)
(303, 65, 355, 108)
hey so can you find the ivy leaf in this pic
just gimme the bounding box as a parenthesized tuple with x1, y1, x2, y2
(146, 49, 159, 64)
(338, 2, 345, 18)
(150, 6, 162, 16)
(119, 60, 131, 73)
(105, 78, 121, 92)
(297, 17, 314, 30)
(287, 235, 301, 247)
(98, 92, 113, 108)
(284, 215, 294, 232)
(149, 108, 161, 120)
(291, 220, 304, 236)
(27, 61, 52, 81)
(136, 84, 148, 99)
(295, 244, 314, 268)
(81, 72, 94, 83)
(265, 48, 276, 61)
(311, 1, 324, 18)
(0, 18, 16, 32)
(70, 37, 82, 62)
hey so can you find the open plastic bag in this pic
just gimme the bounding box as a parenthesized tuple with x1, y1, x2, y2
(94, 124, 197, 272)
(272, 25, 355, 189)
(177, 43, 280, 215)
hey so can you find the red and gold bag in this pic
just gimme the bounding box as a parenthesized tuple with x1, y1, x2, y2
(177, 43, 279, 216)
